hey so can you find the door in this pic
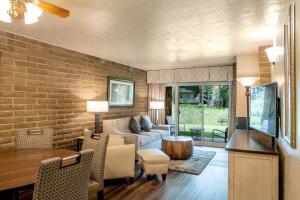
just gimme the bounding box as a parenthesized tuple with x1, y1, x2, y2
(203, 84, 229, 143)
(178, 85, 204, 139)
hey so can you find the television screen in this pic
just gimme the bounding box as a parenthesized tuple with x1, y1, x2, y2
(249, 82, 277, 137)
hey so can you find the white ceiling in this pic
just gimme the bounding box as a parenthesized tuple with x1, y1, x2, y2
(0, 0, 282, 70)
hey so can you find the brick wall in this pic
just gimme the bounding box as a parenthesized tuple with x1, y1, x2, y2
(259, 45, 272, 84)
(0, 30, 148, 150)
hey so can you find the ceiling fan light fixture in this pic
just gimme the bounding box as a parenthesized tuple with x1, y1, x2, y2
(24, 2, 43, 24)
(24, 13, 39, 24)
(26, 2, 43, 18)
(0, 0, 12, 23)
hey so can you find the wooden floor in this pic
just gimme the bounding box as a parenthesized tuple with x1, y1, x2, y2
(104, 146, 228, 200)
(18, 146, 228, 200)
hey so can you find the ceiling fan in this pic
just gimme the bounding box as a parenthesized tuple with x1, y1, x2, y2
(0, 0, 70, 24)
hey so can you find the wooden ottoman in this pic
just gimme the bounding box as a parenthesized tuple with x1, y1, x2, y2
(137, 149, 170, 181)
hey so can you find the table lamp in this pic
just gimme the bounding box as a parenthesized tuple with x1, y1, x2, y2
(150, 101, 165, 125)
(87, 101, 109, 134)
(237, 77, 259, 131)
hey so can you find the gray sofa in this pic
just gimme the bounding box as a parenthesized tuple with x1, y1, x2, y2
(103, 116, 170, 150)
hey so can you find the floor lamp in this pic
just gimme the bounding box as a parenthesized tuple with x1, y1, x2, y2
(87, 101, 109, 135)
(150, 101, 165, 125)
(237, 77, 259, 132)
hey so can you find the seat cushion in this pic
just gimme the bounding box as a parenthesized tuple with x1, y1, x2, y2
(140, 131, 162, 142)
(137, 149, 170, 164)
(138, 135, 152, 146)
(150, 129, 170, 138)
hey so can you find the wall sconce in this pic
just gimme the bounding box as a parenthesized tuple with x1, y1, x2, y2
(265, 46, 283, 66)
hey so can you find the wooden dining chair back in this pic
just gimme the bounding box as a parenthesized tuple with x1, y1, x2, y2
(16, 128, 54, 149)
(32, 149, 94, 200)
(81, 129, 109, 200)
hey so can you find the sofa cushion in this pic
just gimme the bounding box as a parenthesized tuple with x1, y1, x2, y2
(129, 116, 141, 134)
(140, 131, 162, 142)
(137, 149, 170, 164)
(138, 135, 153, 146)
(150, 129, 170, 138)
(140, 115, 153, 132)
(115, 118, 132, 133)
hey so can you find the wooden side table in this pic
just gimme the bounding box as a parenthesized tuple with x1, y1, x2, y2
(76, 136, 84, 151)
(162, 136, 193, 160)
(76, 134, 100, 151)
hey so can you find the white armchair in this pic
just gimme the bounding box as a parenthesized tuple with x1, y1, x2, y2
(104, 135, 135, 183)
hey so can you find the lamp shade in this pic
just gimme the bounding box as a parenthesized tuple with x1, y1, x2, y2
(237, 77, 259, 87)
(87, 101, 108, 113)
(149, 101, 165, 110)
(265, 46, 283, 64)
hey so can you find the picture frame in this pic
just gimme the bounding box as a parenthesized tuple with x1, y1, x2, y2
(108, 77, 135, 107)
(283, 3, 296, 149)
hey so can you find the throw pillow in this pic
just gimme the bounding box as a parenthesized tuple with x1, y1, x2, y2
(129, 116, 141, 134)
(140, 115, 153, 132)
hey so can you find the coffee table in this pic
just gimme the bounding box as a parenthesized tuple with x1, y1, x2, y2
(162, 136, 193, 160)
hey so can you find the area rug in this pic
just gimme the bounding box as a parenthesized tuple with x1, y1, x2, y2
(168, 149, 216, 175)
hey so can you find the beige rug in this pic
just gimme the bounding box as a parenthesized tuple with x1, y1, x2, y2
(168, 149, 216, 175)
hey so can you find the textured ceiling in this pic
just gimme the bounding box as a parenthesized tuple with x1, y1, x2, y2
(0, 0, 282, 70)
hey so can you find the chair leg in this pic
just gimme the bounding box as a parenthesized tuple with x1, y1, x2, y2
(98, 190, 104, 200)
(15, 191, 19, 200)
(162, 174, 167, 181)
(146, 175, 152, 180)
(129, 177, 134, 184)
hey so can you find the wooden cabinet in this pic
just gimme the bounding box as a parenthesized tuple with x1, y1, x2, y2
(226, 130, 279, 200)
(228, 151, 278, 200)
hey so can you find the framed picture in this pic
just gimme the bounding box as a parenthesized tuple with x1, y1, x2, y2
(108, 77, 135, 107)
(283, 3, 296, 148)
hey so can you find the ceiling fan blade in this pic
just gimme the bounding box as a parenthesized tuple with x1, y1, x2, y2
(33, 0, 70, 18)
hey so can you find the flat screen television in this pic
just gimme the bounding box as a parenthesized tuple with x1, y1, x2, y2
(249, 82, 278, 138)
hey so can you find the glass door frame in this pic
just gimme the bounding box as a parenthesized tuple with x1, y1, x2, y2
(166, 81, 232, 138)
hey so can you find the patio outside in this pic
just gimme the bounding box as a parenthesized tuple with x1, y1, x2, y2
(178, 85, 229, 142)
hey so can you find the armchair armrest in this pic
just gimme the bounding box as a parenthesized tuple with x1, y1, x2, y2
(152, 125, 171, 132)
(110, 133, 139, 151)
(105, 144, 135, 179)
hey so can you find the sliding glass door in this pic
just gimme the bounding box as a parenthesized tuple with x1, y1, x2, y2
(178, 85, 204, 139)
(203, 84, 229, 142)
(171, 83, 230, 143)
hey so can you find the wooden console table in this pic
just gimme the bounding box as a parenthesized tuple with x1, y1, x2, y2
(226, 129, 279, 200)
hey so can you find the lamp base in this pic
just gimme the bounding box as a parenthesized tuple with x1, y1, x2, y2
(95, 113, 100, 135)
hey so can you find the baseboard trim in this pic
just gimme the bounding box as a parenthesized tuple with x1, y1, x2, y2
(194, 141, 226, 148)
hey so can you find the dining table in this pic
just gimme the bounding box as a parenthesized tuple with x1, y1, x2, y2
(0, 148, 77, 198)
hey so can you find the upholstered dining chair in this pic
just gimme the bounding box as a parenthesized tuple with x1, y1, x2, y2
(32, 149, 94, 200)
(82, 129, 109, 200)
(16, 128, 54, 149)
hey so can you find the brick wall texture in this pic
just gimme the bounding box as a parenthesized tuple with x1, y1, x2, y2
(0, 30, 148, 150)
(259, 45, 272, 84)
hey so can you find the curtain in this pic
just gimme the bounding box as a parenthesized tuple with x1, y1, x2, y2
(148, 83, 166, 125)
